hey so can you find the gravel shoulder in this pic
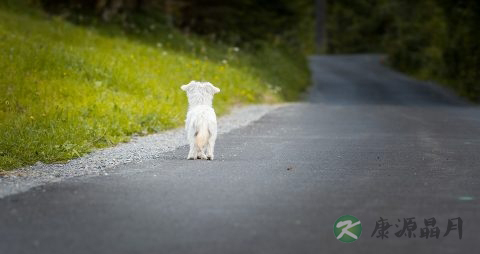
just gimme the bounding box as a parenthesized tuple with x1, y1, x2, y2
(0, 104, 281, 198)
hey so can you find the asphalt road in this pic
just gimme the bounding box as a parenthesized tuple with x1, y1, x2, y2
(1, 55, 479, 254)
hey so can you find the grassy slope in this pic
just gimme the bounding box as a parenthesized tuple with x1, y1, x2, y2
(0, 4, 310, 171)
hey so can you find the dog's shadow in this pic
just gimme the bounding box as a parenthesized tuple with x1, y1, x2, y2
(157, 145, 219, 161)
(156, 142, 233, 162)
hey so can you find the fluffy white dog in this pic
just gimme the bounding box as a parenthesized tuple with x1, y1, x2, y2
(181, 81, 220, 160)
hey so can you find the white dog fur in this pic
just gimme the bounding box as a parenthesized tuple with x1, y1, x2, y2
(181, 81, 220, 160)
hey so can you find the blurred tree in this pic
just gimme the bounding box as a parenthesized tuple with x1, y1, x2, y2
(436, 0, 480, 100)
(315, 0, 326, 52)
(171, 0, 313, 48)
(326, 0, 479, 101)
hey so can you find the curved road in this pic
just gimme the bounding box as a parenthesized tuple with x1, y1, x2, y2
(1, 55, 479, 253)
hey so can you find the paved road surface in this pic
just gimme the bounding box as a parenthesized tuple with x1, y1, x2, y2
(1, 55, 479, 253)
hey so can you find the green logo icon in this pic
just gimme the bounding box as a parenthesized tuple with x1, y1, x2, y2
(333, 215, 362, 243)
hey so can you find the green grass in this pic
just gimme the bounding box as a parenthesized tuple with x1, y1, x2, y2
(0, 3, 310, 171)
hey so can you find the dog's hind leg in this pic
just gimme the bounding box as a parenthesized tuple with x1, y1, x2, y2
(187, 142, 197, 160)
(206, 128, 216, 160)
(206, 138, 215, 160)
(187, 129, 197, 160)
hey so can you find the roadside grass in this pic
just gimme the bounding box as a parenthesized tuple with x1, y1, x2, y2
(0, 4, 310, 171)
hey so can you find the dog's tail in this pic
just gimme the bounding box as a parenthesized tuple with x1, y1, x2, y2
(195, 119, 209, 150)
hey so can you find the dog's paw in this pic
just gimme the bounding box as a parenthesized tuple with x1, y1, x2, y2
(198, 153, 208, 160)
(187, 156, 195, 160)
(207, 155, 214, 160)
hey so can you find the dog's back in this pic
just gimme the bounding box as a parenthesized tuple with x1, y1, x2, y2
(186, 105, 217, 158)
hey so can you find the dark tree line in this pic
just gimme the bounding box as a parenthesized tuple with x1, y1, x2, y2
(40, 0, 151, 19)
(38, 0, 314, 51)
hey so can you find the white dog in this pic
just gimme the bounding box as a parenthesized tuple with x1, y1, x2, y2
(181, 81, 220, 160)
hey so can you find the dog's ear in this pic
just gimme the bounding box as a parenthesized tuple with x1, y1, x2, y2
(206, 83, 220, 94)
(180, 84, 190, 91)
